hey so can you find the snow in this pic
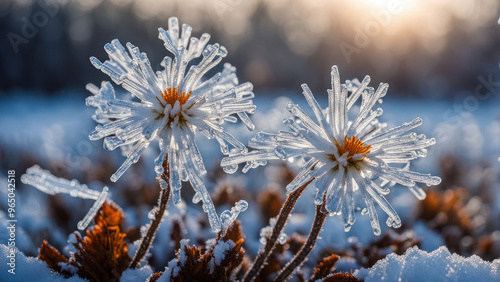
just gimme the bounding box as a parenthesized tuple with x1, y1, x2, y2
(0, 211, 35, 254)
(58, 262, 77, 274)
(159, 258, 181, 281)
(2, 91, 500, 279)
(213, 240, 236, 265)
(355, 246, 500, 281)
(177, 239, 189, 266)
(63, 232, 79, 257)
(119, 265, 153, 282)
(0, 244, 84, 281)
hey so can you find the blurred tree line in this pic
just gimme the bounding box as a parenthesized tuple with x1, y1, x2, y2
(1, 0, 500, 97)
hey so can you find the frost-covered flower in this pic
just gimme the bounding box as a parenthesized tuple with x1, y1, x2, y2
(86, 17, 255, 232)
(222, 66, 441, 235)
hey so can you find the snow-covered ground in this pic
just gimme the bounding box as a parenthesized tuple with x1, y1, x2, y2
(1, 90, 500, 281)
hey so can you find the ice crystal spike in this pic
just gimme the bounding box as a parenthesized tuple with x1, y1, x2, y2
(87, 18, 256, 232)
(77, 187, 109, 230)
(408, 185, 426, 200)
(21, 165, 100, 200)
(221, 66, 441, 235)
(220, 200, 248, 237)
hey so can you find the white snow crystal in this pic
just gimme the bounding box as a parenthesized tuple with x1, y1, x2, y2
(120, 265, 154, 282)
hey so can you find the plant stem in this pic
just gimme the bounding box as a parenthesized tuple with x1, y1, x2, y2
(243, 178, 315, 282)
(129, 158, 171, 269)
(273, 198, 328, 281)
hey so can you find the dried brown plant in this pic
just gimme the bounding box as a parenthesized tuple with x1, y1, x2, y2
(39, 241, 72, 277)
(38, 201, 131, 282)
(161, 220, 245, 281)
(322, 272, 361, 282)
(309, 254, 340, 281)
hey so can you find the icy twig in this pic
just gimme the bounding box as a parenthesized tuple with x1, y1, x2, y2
(274, 195, 329, 281)
(21, 165, 100, 199)
(129, 157, 171, 269)
(21, 165, 110, 231)
(243, 178, 315, 282)
(77, 187, 109, 230)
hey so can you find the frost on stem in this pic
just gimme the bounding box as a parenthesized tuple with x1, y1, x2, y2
(243, 178, 314, 282)
(259, 217, 287, 245)
(274, 197, 329, 281)
(130, 160, 172, 269)
(222, 66, 441, 235)
(21, 165, 109, 230)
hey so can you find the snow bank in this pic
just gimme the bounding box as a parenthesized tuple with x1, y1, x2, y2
(0, 244, 84, 281)
(355, 246, 500, 281)
(120, 265, 154, 282)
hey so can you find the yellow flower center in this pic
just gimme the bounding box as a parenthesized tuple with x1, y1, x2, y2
(335, 135, 371, 161)
(157, 86, 192, 112)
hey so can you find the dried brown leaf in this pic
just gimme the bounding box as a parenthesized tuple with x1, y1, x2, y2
(309, 254, 340, 281)
(322, 272, 362, 282)
(39, 240, 71, 276)
(167, 220, 246, 281)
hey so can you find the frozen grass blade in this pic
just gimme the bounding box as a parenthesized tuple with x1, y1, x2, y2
(274, 195, 329, 281)
(77, 187, 109, 231)
(129, 157, 171, 268)
(243, 178, 315, 282)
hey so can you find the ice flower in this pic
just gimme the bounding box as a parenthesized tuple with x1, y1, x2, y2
(222, 66, 441, 235)
(86, 17, 255, 232)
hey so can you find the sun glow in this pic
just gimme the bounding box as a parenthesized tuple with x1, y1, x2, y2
(354, 0, 418, 13)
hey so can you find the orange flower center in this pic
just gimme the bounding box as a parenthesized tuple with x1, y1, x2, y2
(335, 135, 371, 161)
(157, 86, 192, 110)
